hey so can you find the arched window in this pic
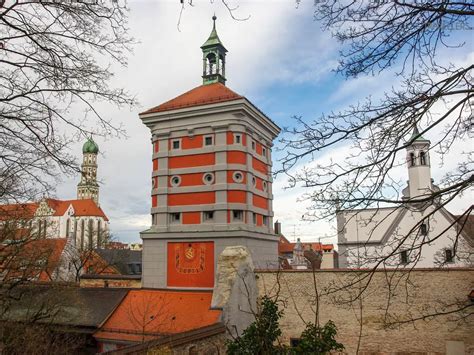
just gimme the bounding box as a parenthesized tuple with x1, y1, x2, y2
(66, 218, 70, 237)
(420, 151, 427, 165)
(97, 220, 102, 248)
(42, 219, 47, 238)
(37, 220, 42, 237)
(88, 219, 94, 248)
(409, 152, 416, 167)
(206, 53, 217, 75)
(80, 219, 85, 250)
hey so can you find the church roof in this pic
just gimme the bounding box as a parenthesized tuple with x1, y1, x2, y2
(140, 83, 242, 115)
(0, 199, 108, 221)
(0, 238, 68, 282)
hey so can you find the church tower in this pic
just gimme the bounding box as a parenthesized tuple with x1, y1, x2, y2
(405, 125, 432, 200)
(139, 17, 280, 289)
(77, 137, 100, 205)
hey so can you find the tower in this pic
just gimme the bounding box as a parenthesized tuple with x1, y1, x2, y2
(201, 15, 227, 85)
(77, 137, 100, 205)
(139, 17, 281, 289)
(406, 125, 432, 199)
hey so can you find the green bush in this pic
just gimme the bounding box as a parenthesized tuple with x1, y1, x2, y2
(226, 296, 344, 355)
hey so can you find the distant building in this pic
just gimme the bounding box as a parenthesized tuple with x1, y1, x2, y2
(80, 249, 142, 288)
(337, 127, 473, 268)
(278, 233, 338, 269)
(0, 138, 109, 282)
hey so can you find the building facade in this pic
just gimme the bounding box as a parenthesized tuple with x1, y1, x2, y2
(337, 127, 473, 268)
(139, 17, 281, 288)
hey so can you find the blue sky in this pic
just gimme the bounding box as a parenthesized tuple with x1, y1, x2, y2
(55, 0, 473, 244)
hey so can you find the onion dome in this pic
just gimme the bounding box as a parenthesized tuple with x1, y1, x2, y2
(82, 137, 99, 154)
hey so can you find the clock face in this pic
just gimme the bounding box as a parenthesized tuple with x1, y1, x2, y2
(167, 242, 214, 287)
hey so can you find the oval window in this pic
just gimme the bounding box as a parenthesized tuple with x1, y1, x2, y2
(203, 173, 215, 185)
(233, 171, 244, 183)
(170, 175, 181, 187)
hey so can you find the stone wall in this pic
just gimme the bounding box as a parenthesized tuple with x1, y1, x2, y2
(256, 268, 474, 354)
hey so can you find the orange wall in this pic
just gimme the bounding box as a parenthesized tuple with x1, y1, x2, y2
(154, 142, 159, 153)
(227, 151, 247, 165)
(153, 159, 158, 171)
(256, 214, 263, 226)
(169, 153, 215, 169)
(152, 195, 157, 207)
(227, 190, 247, 204)
(168, 192, 215, 206)
(252, 157, 267, 174)
(182, 212, 201, 224)
(255, 176, 263, 190)
(182, 135, 203, 150)
(253, 194, 268, 209)
(167, 242, 214, 288)
(169, 173, 205, 187)
(256, 142, 263, 155)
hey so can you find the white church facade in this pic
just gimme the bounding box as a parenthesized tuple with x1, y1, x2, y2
(1, 137, 109, 250)
(337, 127, 473, 268)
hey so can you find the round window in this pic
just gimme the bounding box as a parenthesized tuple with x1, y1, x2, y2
(233, 171, 244, 183)
(252, 176, 257, 187)
(170, 175, 181, 187)
(152, 177, 157, 188)
(203, 173, 215, 185)
(263, 181, 268, 192)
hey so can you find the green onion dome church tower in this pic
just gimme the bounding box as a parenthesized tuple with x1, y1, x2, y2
(77, 137, 100, 205)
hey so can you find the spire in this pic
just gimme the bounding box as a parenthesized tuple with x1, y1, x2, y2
(409, 123, 429, 143)
(201, 15, 226, 49)
(201, 15, 227, 85)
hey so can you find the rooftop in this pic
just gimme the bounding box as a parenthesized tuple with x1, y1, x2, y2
(140, 83, 242, 115)
(94, 289, 221, 343)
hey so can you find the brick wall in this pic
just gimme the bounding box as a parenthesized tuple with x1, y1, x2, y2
(256, 269, 474, 354)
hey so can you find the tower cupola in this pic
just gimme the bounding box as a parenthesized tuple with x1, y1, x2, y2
(201, 15, 227, 85)
(405, 125, 432, 200)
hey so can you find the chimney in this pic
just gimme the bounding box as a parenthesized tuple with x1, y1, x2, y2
(274, 221, 281, 235)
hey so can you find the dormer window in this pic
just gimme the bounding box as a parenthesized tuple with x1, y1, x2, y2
(420, 151, 427, 165)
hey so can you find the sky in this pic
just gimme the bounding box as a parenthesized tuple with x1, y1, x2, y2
(55, 0, 473, 245)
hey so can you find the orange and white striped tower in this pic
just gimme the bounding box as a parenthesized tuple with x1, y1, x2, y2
(139, 17, 280, 289)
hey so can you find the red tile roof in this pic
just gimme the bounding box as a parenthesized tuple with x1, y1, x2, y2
(0, 199, 108, 221)
(0, 203, 38, 221)
(140, 83, 242, 115)
(1, 238, 67, 282)
(94, 289, 221, 343)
